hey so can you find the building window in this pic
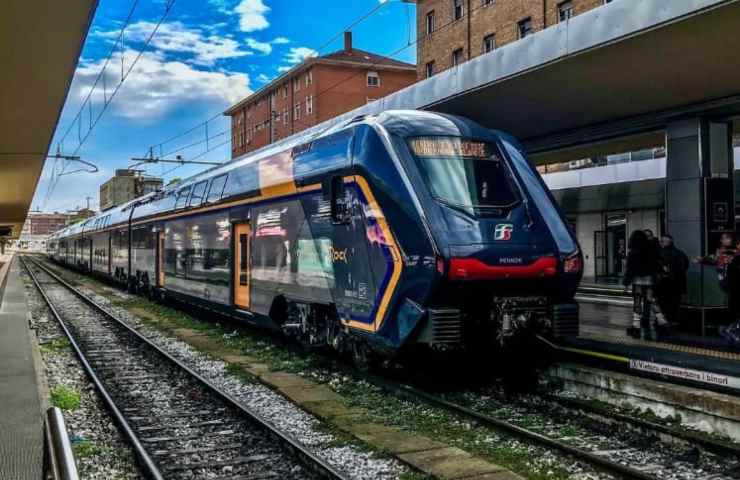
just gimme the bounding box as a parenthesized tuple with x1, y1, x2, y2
(283, 108, 288, 125)
(425, 61, 435, 78)
(366, 97, 376, 104)
(283, 85, 288, 98)
(453, 0, 463, 20)
(452, 48, 464, 67)
(367, 71, 380, 87)
(518, 17, 533, 38)
(293, 78, 300, 92)
(426, 10, 435, 35)
(483, 34, 495, 53)
(558, 1, 574, 22)
(305, 95, 313, 115)
(294, 102, 301, 120)
(305, 70, 313, 86)
(482, 0, 494, 6)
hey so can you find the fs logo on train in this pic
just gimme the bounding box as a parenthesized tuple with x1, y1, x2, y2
(494, 224, 514, 241)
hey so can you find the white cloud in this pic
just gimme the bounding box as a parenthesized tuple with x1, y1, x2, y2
(257, 73, 272, 83)
(271, 36, 290, 44)
(71, 49, 251, 120)
(275, 47, 318, 73)
(98, 21, 251, 66)
(235, 0, 270, 32)
(246, 38, 272, 55)
(285, 46, 318, 64)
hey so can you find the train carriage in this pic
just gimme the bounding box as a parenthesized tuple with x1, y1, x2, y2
(48, 110, 582, 360)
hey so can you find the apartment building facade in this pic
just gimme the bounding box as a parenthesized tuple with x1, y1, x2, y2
(225, 32, 417, 159)
(414, 0, 613, 78)
(100, 169, 164, 211)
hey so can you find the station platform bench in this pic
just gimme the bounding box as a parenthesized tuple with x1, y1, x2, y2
(0, 255, 44, 479)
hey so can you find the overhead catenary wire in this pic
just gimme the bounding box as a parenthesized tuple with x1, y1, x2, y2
(42, 0, 177, 209)
(142, 1, 402, 179)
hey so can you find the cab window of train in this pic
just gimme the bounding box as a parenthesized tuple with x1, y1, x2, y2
(408, 137, 520, 213)
(189, 180, 208, 207)
(175, 186, 191, 209)
(206, 174, 227, 203)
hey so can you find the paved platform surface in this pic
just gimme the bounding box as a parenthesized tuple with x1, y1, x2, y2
(0, 256, 43, 480)
(556, 301, 740, 394)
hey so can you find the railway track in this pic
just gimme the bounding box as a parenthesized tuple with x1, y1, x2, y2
(362, 375, 740, 480)
(30, 257, 740, 480)
(23, 256, 349, 480)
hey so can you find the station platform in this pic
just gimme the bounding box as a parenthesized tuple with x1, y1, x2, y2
(550, 282, 740, 396)
(0, 255, 44, 479)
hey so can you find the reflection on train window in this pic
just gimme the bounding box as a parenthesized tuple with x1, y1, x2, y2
(132, 227, 155, 249)
(175, 186, 191, 209)
(206, 174, 228, 203)
(223, 166, 259, 199)
(239, 233, 248, 286)
(189, 181, 208, 207)
(163, 213, 231, 304)
(410, 137, 519, 213)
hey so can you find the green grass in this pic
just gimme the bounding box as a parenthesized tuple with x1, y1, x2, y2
(72, 440, 103, 459)
(40, 337, 71, 354)
(74, 273, 574, 479)
(51, 385, 81, 411)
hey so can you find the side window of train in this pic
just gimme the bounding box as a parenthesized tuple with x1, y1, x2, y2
(325, 176, 350, 224)
(206, 174, 228, 203)
(175, 186, 191, 209)
(189, 180, 208, 207)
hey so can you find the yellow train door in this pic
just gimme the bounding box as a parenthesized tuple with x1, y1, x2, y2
(156, 232, 165, 287)
(234, 223, 251, 310)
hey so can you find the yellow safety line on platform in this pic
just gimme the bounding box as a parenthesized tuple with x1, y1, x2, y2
(536, 335, 630, 363)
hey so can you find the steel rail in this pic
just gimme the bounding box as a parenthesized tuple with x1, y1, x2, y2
(23, 256, 166, 480)
(23, 256, 349, 480)
(362, 374, 658, 480)
(45, 407, 80, 480)
(545, 393, 740, 459)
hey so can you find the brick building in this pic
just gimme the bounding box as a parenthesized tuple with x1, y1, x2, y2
(12, 210, 95, 252)
(100, 169, 163, 211)
(225, 32, 417, 158)
(413, 0, 612, 78)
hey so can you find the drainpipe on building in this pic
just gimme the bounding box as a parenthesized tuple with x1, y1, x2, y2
(543, 0, 547, 28)
(467, 0, 472, 60)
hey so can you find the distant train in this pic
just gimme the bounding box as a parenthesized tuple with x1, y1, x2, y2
(47, 110, 582, 364)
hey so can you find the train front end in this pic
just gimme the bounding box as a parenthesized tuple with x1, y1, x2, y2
(380, 112, 582, 352)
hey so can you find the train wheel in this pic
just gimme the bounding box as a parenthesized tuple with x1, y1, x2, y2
(351, 340, 377, 372)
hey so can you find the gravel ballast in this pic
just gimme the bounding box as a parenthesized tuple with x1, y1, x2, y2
(23, 268, 142, 480)
(29, 262, 408, 480)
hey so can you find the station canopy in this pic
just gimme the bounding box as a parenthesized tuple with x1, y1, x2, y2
(0, 1, 97, 239)
(249, 0, 740, 168)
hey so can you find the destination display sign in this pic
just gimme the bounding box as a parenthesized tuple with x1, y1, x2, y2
(409, 137, 492, 159)
(630, 359, 740, 390)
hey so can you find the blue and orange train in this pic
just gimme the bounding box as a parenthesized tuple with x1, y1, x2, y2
(47, 110, 582, 363)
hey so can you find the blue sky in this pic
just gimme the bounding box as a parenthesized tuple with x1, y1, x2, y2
(35, 0, 417, 213)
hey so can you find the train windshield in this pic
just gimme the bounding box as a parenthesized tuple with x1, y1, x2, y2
(408, 137, 520, 214)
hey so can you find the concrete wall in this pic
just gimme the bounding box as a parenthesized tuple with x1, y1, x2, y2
(574, 212, 602, 278)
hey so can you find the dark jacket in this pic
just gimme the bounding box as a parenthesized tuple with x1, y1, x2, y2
(660, 245, 689, 294)
(623, 246, 660, 286)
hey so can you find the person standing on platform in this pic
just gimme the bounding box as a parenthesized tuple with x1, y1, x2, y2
(623, 230, 666, 340)
(658, 234, 689, 330)
(695, 232, 740, 346)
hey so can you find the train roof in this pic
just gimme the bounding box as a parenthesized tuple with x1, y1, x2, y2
(51, 110, 505, 238)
